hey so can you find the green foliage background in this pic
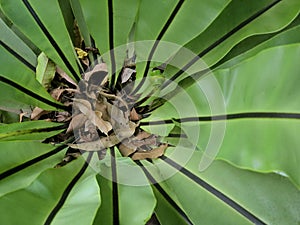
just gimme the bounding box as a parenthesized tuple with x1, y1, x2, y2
(0, 0, 300, 224)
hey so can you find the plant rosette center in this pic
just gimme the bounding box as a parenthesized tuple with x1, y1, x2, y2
(50, 40, 226, 185)
(68, 63, 167, 161)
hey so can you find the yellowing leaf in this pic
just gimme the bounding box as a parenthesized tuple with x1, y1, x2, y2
(75, 47, 88, 59)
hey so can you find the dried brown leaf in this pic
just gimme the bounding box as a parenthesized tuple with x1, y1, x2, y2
(73, 99, 92, 115)
(56, 111, 71, 122)
(121, 68, 135, 83)
(68, 134, 120, 151)
(119, 143, 135, 157)
(19, 112, 28, 122)
(95, 101, 109, 121)
(66, 113, 87, 133)
(31, 107, 48, 120)
(94, 111, 112, 134)
(73, 99, 112, 134)
(56, 66, 78, 87)
(81, 58, 89, 67)
(50, 88, 66, 101)
(108, 103, 137, 139)
(131, 144, 168, 160)
(84, 63, 107, 82)
(130, 108, 141, 121)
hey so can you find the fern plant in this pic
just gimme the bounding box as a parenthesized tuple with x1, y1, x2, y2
(0, 0, 300, 224)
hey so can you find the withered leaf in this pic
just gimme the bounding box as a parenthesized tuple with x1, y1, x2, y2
(108, 103, 137, 139)
(119, 143, 135, 157)
(56, 66, 78, 87)
(73, 98, 92, 115)
(109, 104, 134, 138)
(51, 88, 79, 101)
(81, 57, 90, 67)
(84, 63, 107, 82)
(81, 120, 98, 141)
(94, 111, 113, 134)
(95, 100, 109, 121)
(73, 99, 112, 134)
(31, 107, 48, 120)
(56, 111, 71, 122)
(130, 108, 141, 121)
(121, 68, 135, 83)
(50, 88, 66, 101)
(55, 152, 81, 168)
(68, 134, 120, 151)
(131, 144, 168, 160)
(19, 112, 28, 122)
(66, 113, 87, 133)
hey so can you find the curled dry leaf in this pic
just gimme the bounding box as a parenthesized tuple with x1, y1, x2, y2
(98, 91, 128, 110)
(50, 88, 66, 101)
(81, 120, 99, 141)
(73, 99, 92, 115)
(56, 66, 78, 87)
(68, 134, 120, 151)
(55, 111, 71, 122)
(84, 63, 108, 82)
(55, 152, 81, 168)
(73, 99, 112, 134)
(131, 144, 168, 160)
(51, 88, 79, 101)
(107, 103, 138, 139)
(119, 131, 156, 157)
(119, 143, 135, 157)
(121, 68, 135, 83)
(94, 111, 113, 135)
(19, 112, 28, 122)
(66, 113, 87, 133)
(81, 57, 89, 67)
(31, 107, 48, 120)
(130, 108, 141, 121)
(95, 100, 109, 121)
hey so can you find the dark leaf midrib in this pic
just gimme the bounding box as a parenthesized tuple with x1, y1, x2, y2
(0, 40, 36, 72)
(0, 75, 68, 111)
(131, 0, 185, 95)
(110, 147, 120, 225)
(159, 155, 267, 225)
(0, 124, 67, 140)
(135, 160, 194, 225)
(0, 143, 69, 181)
(22, 0, 81, 81)
(140, 112, 300, 126)
(44, 152, 93, 225)
(161, 0, 282, 90)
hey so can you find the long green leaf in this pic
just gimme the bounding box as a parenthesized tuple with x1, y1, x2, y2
(0, 157, 97, 224)
(155, 150, 300, 224)
(0, 45, 65, 110)
(94, 153, 156, 225)
(49, 165, 100, 225)
(163, 0, 300, 84)
(0, 120, 65, 141)
(0, 18, 36, 68)
(0, 141, 67, 197)
(0, 0, 81, 81)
